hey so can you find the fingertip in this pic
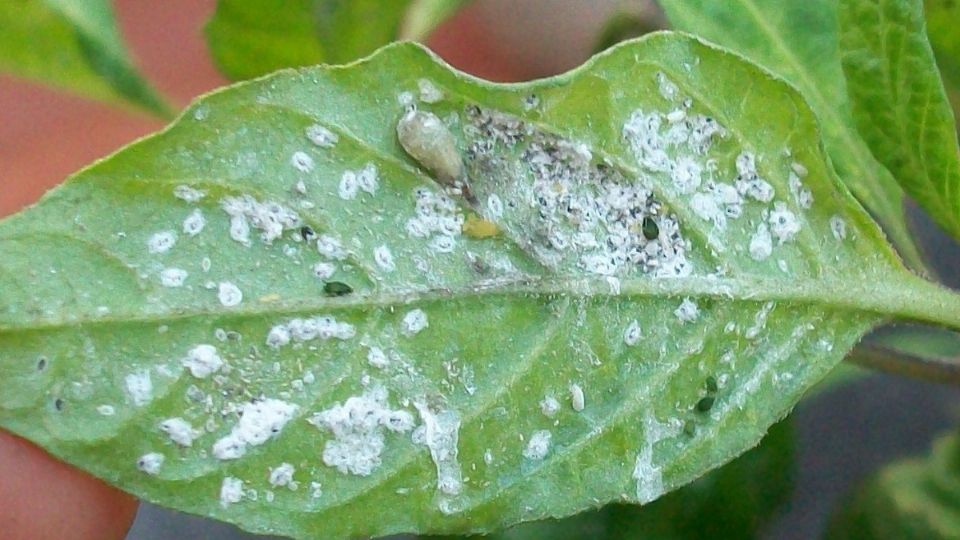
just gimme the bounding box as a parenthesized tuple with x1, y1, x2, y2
(0, 430, 138, 540)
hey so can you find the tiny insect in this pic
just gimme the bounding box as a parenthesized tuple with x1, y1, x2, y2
(300, 226, 316, 241)
(641, 216, 659, 240)
(696, 396, 715, 413)
(54, 398, 64, 411)
(705, 376, 718, 394)
(323, 281, 353, 297)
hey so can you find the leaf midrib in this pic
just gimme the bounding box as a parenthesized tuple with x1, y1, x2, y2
(4, 273, 959, 334)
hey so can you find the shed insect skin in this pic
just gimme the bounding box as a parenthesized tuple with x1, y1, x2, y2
(396, 109, 478, 205)
(323, 281, 353, 297)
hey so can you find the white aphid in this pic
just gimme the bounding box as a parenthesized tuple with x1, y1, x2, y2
(173, 185, 205, 203)
(291, 151, 315, 173)
(221, 195, 300, 245)
(306, 124, 338, 148)
(312, 262, 336, 280)
(539, 396, 560, 417)
(125, 370, 153, 407)
(768, 202, 802, 244)
(137, 452, 164, 475)
(316, 235, 347, 260)
(570, 383, 585, 412)
(623, 320, 642, 346)
(159, 268, 188, 288)
(367, 346, 389, 369)
(147, 231, 176, 254)
(374, 245, 396, 272)
(356, 163, 379, 194)
(418, 79, 444, 103)
(396, 109, 463, 183)
(269, 463, 297, 489)
(523, 430, 552, 460)
(97, 405, 115, 416)
(160, 417, 200, 447)
(218, 282, 243, 307)
(749, 223, 773, 261)
(220, 477, 244, 507)
(830, 215, 847, 240)
(212, 399, 298, 460)
(181, 344, 223, 378)
(675, 298, 700, 323)
(402, 309, 428, 336)
(182, 209, 206, 236)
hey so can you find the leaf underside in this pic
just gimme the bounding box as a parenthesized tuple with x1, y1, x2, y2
(0, 35, 940, 539)
(658, 0, 930, 273)
(839, 0, 960, 243)
(0, 0, 170, 116)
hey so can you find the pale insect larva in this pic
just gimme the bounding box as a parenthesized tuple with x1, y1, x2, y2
(396, 110, 464, 188)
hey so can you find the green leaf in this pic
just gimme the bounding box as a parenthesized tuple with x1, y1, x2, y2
(205, 0, 467, 81)
(431, 419, 794, 540)
(1, 36, 959, 539)
(825, 430, 960, 540)
(839, 0, 960, 243)
(924, 0, 960, 118)
(658, 0, 930, 273)
(400, 0, 471, 41)
(0, 0, 172, 116)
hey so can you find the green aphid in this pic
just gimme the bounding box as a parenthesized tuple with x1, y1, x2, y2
(641, 216, 659, 240)
(323, 281, 353, 297)
(696, 396, 715, 413)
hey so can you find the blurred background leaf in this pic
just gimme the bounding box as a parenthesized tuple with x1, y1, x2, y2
(925, 0, 960, 120)
(0, 0, 171, 117)
(825, 430, 960, 539)
(205, 0, 471, 80)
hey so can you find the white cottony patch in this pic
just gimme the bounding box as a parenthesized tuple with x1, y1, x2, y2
(159, 267, 188, 288)
(633, 411, 681, 503)
(338, 170, 359, 200)
(690, 182, 743, 230)
(397, 91, 415, 106)
(789, 172, 814, 209)
(97, 404, 115, 416)
(356, 163, 379, 194)
(137, 452, 164, 475)
(269, 463, 297, 489)
(265, 316, 355, 349)
(125, 370, 153, 406)
(182, 209, 206, 237)
(671, 156, 703, 193)
(401, 309, 428, 336)
(173, 185, 205, 203)
(220, 477, 244, 508)
(749, 223, 773, 261)
(221, 195, 300, 245)
(540, 396, 560, 417)
(181, 344, 223, 378)
(768, 202, 802, 244)
(306, 124, 338, 148)
(429, 235, 456, 253)
(291, 151, 315, 173)
(212, 399, 298, 460)
(308, 386, 415, 476)
(160, 417, 200, 447)
(374, 245, 395, 272)
(830, 215, 847, 240)
(367, 346, 389, 369)
(312, 262, 336, 280)
(623, 320, 642, 346)
(218, 282, 243, 307)
(414, 402, 463, 497)
(316, 235, 347, 260)
(745, 301, 776, 340)
(418, 78, 444, 103)
(570, 383, 585, 412)
(147, 231, 176, 254)
(523, 430, 552, 460)
(405, 187, 464, 243)
(674, 298, 699, 323)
